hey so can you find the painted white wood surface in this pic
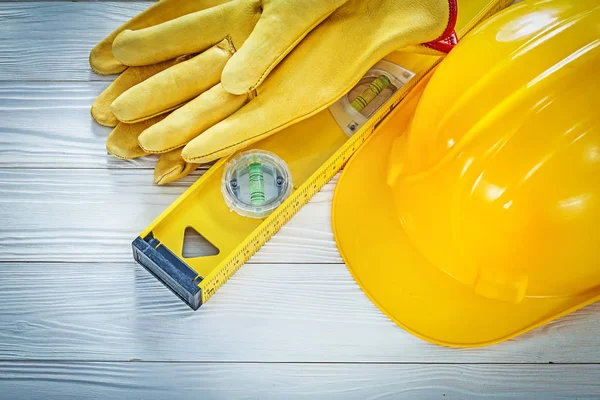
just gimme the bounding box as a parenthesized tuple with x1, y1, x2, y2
(0, 82, 159, 168)
(1, 261, 600, 363)
(0, 2, 150, 81)
(2, 362, 600, 400)
(0, 170, 340, 263)
(0, 1, 599, 398)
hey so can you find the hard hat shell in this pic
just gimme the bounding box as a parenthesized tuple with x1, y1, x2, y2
(332, 0, 600, 347)
(387, 0, 600, 304)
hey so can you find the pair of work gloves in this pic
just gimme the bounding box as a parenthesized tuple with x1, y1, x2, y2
(90, 0, 457, 184)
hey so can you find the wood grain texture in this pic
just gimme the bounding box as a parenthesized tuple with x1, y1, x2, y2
(0, 82, 160, 168)
(0, 261, 599, 362)
(1, 362, 600, 400)
(1, 1, 599, 397)
(0, 169, 341, 263)
(0, 2, 151, 81)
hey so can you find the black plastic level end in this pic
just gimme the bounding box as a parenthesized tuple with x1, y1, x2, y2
(132, 233, 203, 310)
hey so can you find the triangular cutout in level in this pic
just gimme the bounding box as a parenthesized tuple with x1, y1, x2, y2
(182, 227, 220, 258)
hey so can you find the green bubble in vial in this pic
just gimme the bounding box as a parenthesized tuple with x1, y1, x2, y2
(350, 75, 391, 112)
(248, 162, 265, 206)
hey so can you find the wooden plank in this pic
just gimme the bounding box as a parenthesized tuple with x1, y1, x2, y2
(0, 261, 599, 362)
(0, 82, 160, 168)
(0, 2, 151, 81)
(0, 82, 212, 169)
(0, 362, 599, 399)
(0, 169, 341, 263)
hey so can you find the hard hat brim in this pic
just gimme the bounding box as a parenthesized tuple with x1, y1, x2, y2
(331, 71, 600, 347)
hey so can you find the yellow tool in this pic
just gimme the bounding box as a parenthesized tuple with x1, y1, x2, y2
(332, 0, 600, 347)
(133, 0, 512, 309)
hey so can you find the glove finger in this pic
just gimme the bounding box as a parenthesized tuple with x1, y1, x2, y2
(222, 0, 349, 94)
(90, 0, 232, 75)
(92, 59, 180, 127)
(154, 148, 200, 185)
(181, 66, 334, 164)
(138, 83, 248, 154)
(111, 39, 234, 124)
(106, 114, 169, 159)
(180, 102, 271, 163)
(112, 0, 259, 67)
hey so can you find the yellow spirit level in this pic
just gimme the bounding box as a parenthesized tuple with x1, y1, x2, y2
(132, 0, 513, 309)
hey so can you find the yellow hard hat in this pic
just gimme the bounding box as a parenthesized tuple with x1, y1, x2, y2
(332, 0, 600, 347)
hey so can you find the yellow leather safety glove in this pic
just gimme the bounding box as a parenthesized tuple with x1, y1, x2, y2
(180, 0, 457, 162)
(90, 53, 200, 184)
(90, 0, 231, 129)
(93, 38, 237, 184)
(90, 0, 230, 76)
(120, 0, 456, 166)
(93, 55, 211, 184)
(90, 0, 351, 183)
(91, 0, 350, 92)
(94, 0, 456, 184)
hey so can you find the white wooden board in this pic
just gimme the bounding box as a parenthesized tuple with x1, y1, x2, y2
(1, 362, 599, 400)
(0, 261, 599, 363)
(0, 82, 159, 168)
(0, 2, 150, 81)
(0, 170, 341, 263)
(0, 1, 599, 398)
